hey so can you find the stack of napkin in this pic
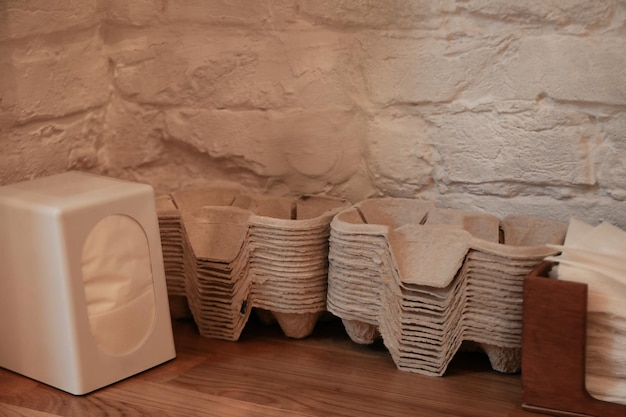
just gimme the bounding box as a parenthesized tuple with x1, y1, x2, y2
(546, 218, 626, 405)
(327, 198, 567, 375)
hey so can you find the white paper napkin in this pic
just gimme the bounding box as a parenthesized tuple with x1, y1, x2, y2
(81, 214, 156, 355)
(547, 218, 626, 404)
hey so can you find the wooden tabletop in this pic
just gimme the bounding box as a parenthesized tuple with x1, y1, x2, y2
(0, 316, 544, 417)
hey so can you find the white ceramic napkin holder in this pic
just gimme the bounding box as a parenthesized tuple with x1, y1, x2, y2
(0, 171, 176, 395)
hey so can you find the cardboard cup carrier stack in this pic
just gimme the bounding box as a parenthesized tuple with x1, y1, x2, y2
(326, 198, 567, 376)
(157, 187, 349, 341)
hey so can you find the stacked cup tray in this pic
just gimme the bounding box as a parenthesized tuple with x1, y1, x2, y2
(327, 198, 568, 376)
(156, 195, 189, 317)
(157, 187, 349, 340)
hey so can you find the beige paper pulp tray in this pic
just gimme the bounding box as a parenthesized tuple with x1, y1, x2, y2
(327, 198, 567, 376)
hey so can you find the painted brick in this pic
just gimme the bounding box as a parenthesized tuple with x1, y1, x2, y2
(164, 107, 363, 184)
(111, 29, 356, 109)
(0, 0, 99, 41)
(0, 31, 108, 123)
(298, 0, 455, 29)
(0, 110, 102, 186)
(460, 0, 614, 27)
(361, 35, 507, 105)
(424, 102, 601, 194)
(98, 98, 166, 170)
(597, 112, 626, 199)
(505, 36, 626, 105)
(104, 0, 297, 28)
(365, 111, 433, 196)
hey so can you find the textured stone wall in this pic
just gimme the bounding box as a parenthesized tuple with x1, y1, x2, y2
(0, 0, 107, 185)
(1, 1, 625, 227)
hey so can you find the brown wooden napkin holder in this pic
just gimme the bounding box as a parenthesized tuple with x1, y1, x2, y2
(522, 261, 626, 416)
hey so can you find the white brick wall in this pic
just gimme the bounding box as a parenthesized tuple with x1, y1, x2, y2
(1, 0, 625, 228)
(0, 0, 105, 183)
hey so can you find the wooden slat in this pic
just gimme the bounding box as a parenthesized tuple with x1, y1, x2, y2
(0, 403, 62, 417)
(0, 317, 541, 417)
(169, 329, 525, 416)
(96, 381, 314, 417)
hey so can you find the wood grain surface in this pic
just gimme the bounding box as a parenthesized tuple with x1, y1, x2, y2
(0, 316, 544, 417)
